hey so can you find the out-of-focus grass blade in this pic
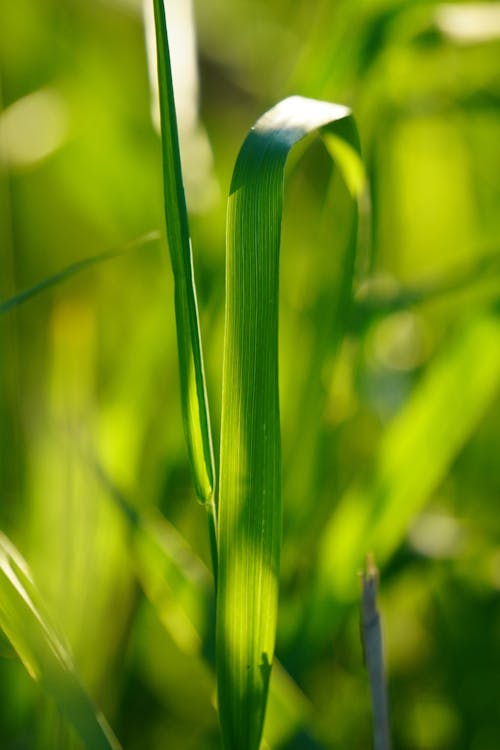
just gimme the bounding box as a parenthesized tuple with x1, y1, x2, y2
(92, 458, 212, 653)
(218, 96, 362, 750)
(364, 312, 500, 559)
(308, 311, 500, 639)
(152, 0, 215, 520)
(133, 510, 213, 655)
(0, 232, 159, 315)
(0, 532, 122, 750)
(351, 251, 500, 331)
(263, 660, 312, 749)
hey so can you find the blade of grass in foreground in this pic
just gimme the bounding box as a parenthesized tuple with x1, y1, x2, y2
(218, 96, 362, 750)
(0, 532, 122, 750)
(151, 0, 216, 542)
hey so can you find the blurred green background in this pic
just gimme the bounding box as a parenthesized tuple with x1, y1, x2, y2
(1, 0, 500, 748)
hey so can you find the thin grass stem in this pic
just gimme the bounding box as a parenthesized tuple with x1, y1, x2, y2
(361, 554, 391, 750)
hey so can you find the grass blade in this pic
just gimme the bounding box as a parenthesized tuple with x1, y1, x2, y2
(152, 0, 216, 524)
(361, 555, 391, 750)
(0, 232, 159, 315)
(304, 311, 500, 647)
(218, 96, 362, 750)
(0, 532, 122, 750)
(351, 251, 500, 331)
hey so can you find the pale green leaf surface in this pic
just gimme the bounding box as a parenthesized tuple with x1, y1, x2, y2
(309, 312, 500, 635)
(217, 95, 361, 750)
(152, 0, 215, 512)
(0, 532, 122, 750)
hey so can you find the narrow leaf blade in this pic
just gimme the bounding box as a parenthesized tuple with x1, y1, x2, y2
(0, 532, 122, 750)
(152, 0, 215, 507)
(0, 232, 159, 315)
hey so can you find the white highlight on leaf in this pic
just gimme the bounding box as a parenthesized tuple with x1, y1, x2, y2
(253, 96, 350, 146)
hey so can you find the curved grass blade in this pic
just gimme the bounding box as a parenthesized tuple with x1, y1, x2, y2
(0, 532, 122, 750)
(0, 232, 159, 315)
(152, 0, 216, 527)
(217, 95, 362, 750)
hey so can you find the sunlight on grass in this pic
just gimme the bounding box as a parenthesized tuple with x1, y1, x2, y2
(1, 0, 499, 747)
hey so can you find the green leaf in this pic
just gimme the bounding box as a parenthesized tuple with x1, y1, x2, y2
(152, 0, 215, 516)
(217, 95, 362, 750)
(0, 532, 122, 750)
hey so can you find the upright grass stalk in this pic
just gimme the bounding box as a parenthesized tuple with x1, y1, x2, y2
(151, 0, 217, 575)
(151, 5, 363, 749)
(217, 98, 362, 750)
(361, 554, 391, 750)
